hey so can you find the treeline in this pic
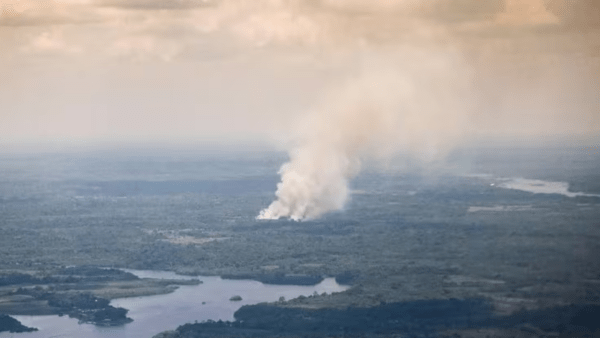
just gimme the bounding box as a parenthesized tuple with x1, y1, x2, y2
(220, 270, 357, 286)
(222, 273, 324, 286)
(0, 314, 37, 333)
(58, 266, 138, 281)
(12, 288, 132, 326)
(0, 267, 138, 286)
(0, 273, 77, 286)
(46, 292, 132, 326)
(172, 299, 491, 337)
(168, 300, 600, 338)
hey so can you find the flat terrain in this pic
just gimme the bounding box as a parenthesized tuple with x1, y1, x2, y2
(0, 147, 599, 336)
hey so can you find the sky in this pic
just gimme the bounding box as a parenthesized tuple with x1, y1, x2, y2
(1, 0, 599, 152)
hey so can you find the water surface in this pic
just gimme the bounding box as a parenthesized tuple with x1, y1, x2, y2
(2, 270, 348, 338)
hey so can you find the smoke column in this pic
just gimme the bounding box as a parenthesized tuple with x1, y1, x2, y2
(258, 48, 475, 220)
(226, 0, 599, 220)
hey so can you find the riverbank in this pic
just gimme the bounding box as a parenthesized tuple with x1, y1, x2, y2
(1, 150, 599, 337)
(0, 267, 201, 326)
(155, 301, 600, 338)
(0, 269, 349, 338)
(0, 314, 37, 333)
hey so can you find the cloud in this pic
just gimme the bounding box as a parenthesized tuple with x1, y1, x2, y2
(546, 0, 600, 29)
(1, 0, 597, 157)
(181, 0, 458, 48)
(495, 0, 559, 25)
(0, 0, 103, 26)
(108, 35, 182, 61)
(95, 0, 216, 10)
(20, 27, 82, 54)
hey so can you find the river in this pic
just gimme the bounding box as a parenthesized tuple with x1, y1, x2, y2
(1, 270, 349, 338)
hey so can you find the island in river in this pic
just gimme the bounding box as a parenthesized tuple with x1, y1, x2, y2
(0, 266, 200, 327)
(0, 314, 37, 333)
(1, 149, 599, 337)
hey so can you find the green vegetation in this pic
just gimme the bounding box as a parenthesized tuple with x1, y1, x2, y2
(1, 149, 599, 336)
(0, 314, 37, 333)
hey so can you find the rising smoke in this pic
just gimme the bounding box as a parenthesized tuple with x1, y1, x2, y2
(252, 0, 598, 220)
(1, 0, 597, 160)
(257, 48, 475, 220)
(255, 32, 478, 220)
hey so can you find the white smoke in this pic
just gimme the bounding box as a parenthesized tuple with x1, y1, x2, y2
(258, 47, 475, 220)
(212, 0, 597, 221)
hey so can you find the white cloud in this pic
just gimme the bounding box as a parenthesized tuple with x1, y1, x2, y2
(21, 27, 82, 54)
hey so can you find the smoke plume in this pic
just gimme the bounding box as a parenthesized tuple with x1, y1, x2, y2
(4, 0, 595, 214)
(253, 1, 598, 220)
(258, 47, 475, 220)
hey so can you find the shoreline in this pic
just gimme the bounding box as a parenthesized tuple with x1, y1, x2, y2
(0, 267, 202, 326)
